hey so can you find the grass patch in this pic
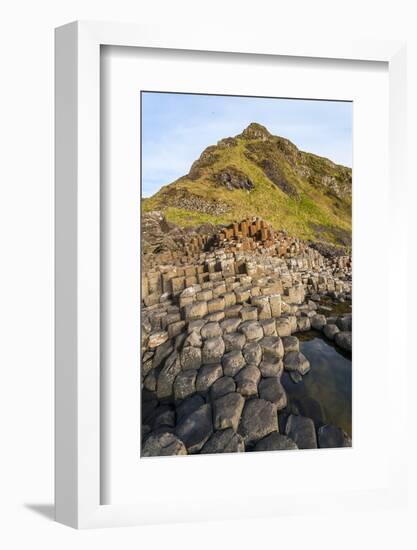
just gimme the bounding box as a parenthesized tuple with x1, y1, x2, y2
(141, 129, 352, 245)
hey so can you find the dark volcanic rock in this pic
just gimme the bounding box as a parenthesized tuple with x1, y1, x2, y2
(141, 211, 181, 255)
(201, 322, 222, 339)
(146, 405, 176, 430)
(152, 340, 174, 369)
(238, 398, 279, 446)
(234, 365, 261, 397)
(289, 371, 303, 384)
(258, 360, 283, 378)
(242, 342, 262, 366)
(224, 332, 246, 352)
(148, 330, 169, 349)
(283, 351, 311, 375)
(142, 432, 187, 457)
(323, 323, 340, 340)
(202, 428, 245, 454)
(180, 346, 202, 370)
(188, 145, 220, 179)
(239, 321, 263, 341)
(221, 317, 242, 334)
(176, 394, 205, 424)
(259, 157, 299, 198)
(143, 369, 158, 392)
(176, 403, 213, 453)
(336, 316, 352, 332)
(156, 352, 182, 400)
(309, 241, 347, 259)
(282, 336, 299, 353)
(285, 414, 317, 449)
(174, 369, 197, 401)
(258, 377, 287, 409)
(202, 336, 225, 364)
(318, 424, 352, 448)
(158, 187, 229, 216)
(311, 314, 327, 331)
(254, 432, 298, 452)
(259, 336, 284, 362)
(210, 376, 236, 399)
(141, 210, 220, 264)
(215, 166, 254, 191)
(213, 392, 245, 432)
(222, 350, 246, 377)
(196, 364, 223, 392)
(334, 331, 352, 352)
(240, 122, 271, 140)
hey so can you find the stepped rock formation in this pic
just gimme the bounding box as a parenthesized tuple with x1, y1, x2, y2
(141, 214, 352, 457)
(143, 123, 352, 246)
(141, 124, 352, 457)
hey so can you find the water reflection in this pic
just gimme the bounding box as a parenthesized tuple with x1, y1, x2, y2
(281, 332, 352, 437)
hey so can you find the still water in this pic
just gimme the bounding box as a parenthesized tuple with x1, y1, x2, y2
(281, 331, 352, 437)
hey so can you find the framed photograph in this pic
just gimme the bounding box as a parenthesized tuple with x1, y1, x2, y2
(55, 21, 407, 528)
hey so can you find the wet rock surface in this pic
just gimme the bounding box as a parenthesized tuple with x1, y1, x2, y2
(285, 414, 318, 449)
(318, 424, 352, 448)
(175, 403, 213, 453)
(141, 216, 352, 456)
(284, 351, 311, 375)
(202, 428, 245, 453)
(334, 331, 352, 352)
(254, 432, 298, 451)
(213, 392, 245, 432)
(238, 398, 279, 446)
(258, 377, 287, 409)
(142, 432, 187, 457)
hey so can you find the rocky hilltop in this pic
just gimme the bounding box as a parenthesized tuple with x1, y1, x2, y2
(143, 123, 352, 246)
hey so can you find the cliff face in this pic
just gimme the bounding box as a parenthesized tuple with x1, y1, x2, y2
(143, 123, 352, 246)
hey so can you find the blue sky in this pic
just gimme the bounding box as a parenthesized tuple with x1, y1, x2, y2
(141, 92, 352, 197)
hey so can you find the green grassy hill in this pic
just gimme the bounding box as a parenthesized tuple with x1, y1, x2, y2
(142, 123, 352, 246)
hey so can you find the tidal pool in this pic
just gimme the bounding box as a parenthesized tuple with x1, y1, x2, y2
(281, 331, 352, 437)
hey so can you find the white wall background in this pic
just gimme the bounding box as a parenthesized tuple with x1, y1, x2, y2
(0, 1, 416, 548)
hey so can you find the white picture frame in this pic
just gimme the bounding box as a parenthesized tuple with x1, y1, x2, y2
(55, 20, 407, 529)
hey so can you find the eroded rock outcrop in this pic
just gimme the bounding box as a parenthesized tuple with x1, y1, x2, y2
(141, 216, 352, 457)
